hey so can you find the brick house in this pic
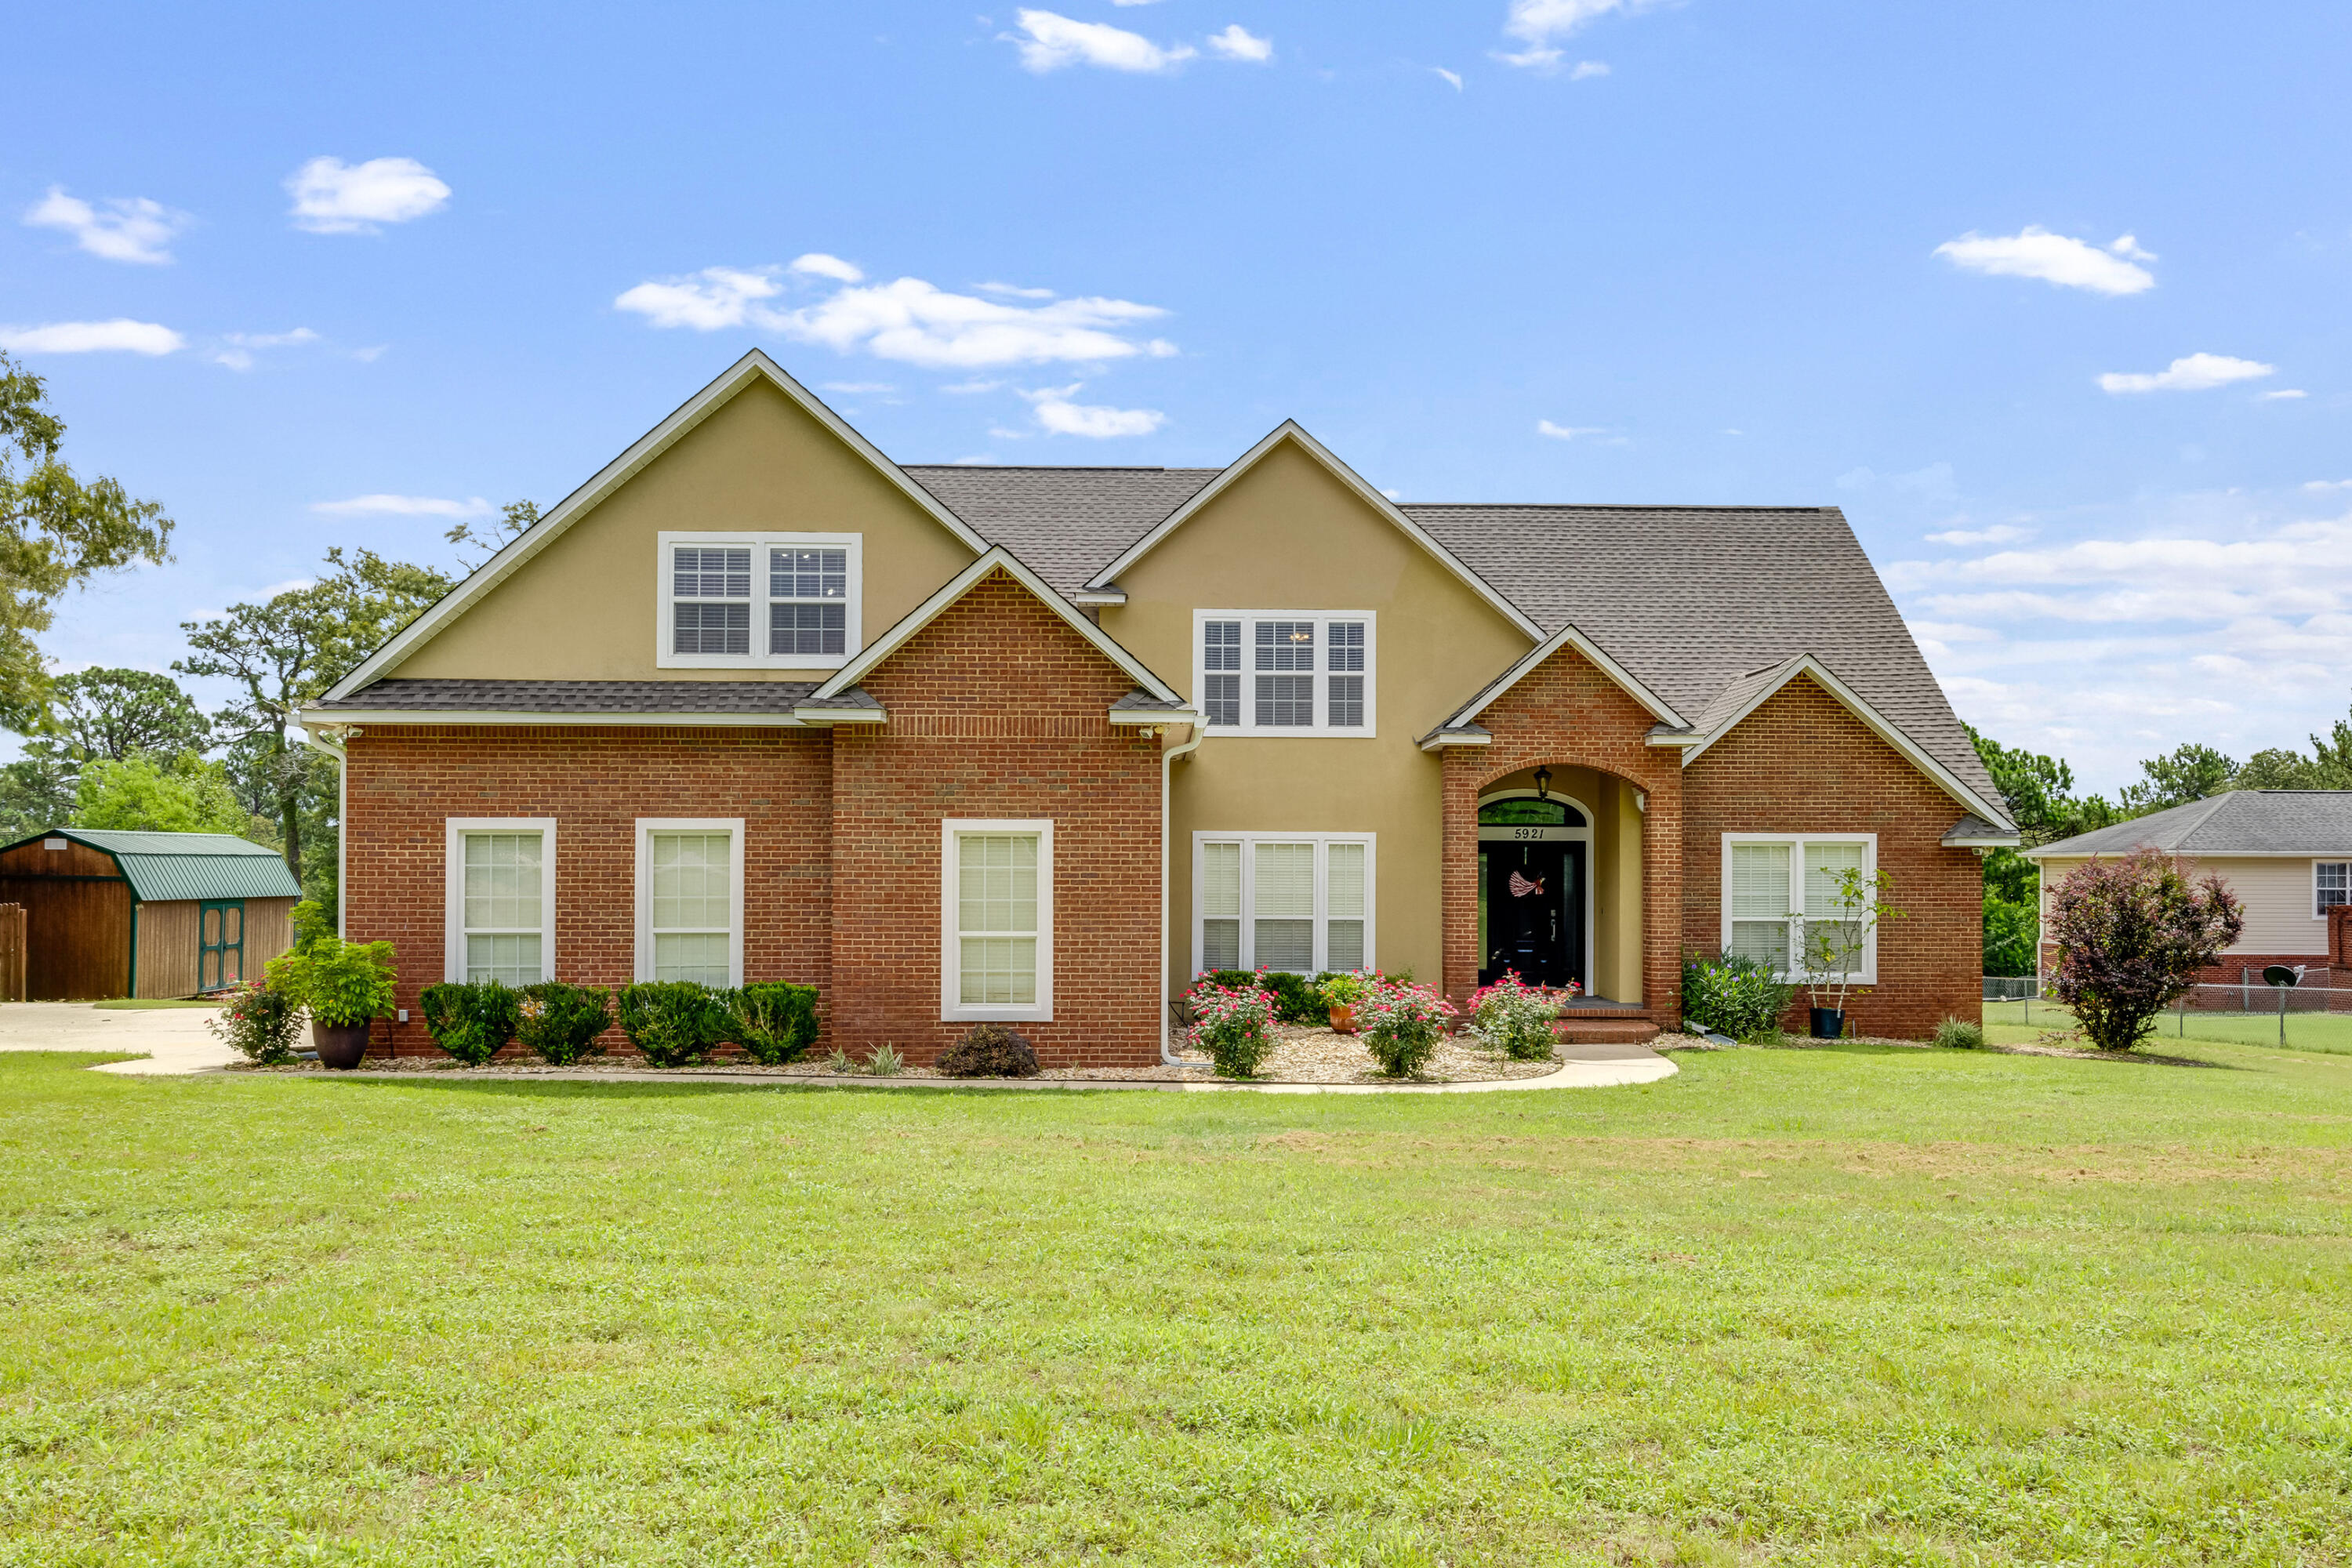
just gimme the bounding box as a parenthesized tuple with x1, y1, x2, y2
(300, 352, 2017, 1063)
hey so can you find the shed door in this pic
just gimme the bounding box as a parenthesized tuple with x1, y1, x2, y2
(199, 902, 245, 991)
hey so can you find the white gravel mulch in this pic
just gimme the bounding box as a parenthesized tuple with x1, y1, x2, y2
(226, 1022, 1559, 1084)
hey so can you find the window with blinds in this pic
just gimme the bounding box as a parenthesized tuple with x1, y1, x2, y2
(943, 820, 1054, 1020)
(1194, 612, 1375, 734)
(662, 533, 860, 668)
(461, 830, 546, 985)
(1721, 834, 1876, 980)
(1193, 833, 1375, 975)
(648, 830, 734, 985)
(2318, 861, 2351, 920)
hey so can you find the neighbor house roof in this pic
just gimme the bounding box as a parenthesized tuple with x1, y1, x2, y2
(5, 829, 303, 902)
(2026, 791, 2352, 858)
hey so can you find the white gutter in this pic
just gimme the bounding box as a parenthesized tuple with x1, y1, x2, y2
(1160, 726, 1207, 1065)
(303, 728, 350, 940)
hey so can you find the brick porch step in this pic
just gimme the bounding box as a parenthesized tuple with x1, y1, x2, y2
(1554, 1018, 1659, 1046)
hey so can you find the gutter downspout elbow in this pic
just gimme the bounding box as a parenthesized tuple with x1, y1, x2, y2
(1160, 727, 1207, 1066)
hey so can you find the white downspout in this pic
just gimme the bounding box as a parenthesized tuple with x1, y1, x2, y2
(1160, 725, 1207, 1065)
(304, 728, 350, 940)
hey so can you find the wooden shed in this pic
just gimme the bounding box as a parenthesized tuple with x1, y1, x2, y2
(0, 829, 303, 1000)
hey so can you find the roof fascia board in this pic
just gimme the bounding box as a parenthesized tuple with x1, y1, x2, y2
(1682, 655, 2015, 829)
(321, 350, 991, 702)
(2023, 848, 2352, 859)
(296, 708, 808, 729)
(1081, 421, 1544, 641)
(811, 546, 1185, 704)
(1442, 622, 1691, 731)
(1945, 831, 2024, 848)
(1110, 707, 1200, 727)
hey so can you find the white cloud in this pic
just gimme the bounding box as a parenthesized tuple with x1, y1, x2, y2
(2259, 389, 2308, 401)
(1923, 522, 2031, 546)
(1570, 60, 1610, 78)
(0, 319, 184, 355)
(615, 261, 1175, 369)
(1495, 0, 1657, 68)
(23, 187, 190, 264)
(1025, 385, 1167, 437)
(2299, 480, 2352, 492)
(211, 327, 321, 371)
(310, 494, 492, 518)
(941, 379, 1004, 394)
(1537, 419, 1606, 440)
(2097, 353, 2274, 394)
(1206, 24, 1273, 62)
(285, 156, 450, 234)
(1432, 67, 1464, 90)
(821, 381, 895, 394)
(789, 252, 863, 283)
(977, 281, 1057, 299)
(1007, 9, 1196, 72)
(1933, 227, 2156, 296)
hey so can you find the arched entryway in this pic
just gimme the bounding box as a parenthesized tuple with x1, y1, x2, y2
(1475, 789, 1592, 991)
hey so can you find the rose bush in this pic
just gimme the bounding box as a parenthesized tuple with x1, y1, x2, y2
(1356, 978, 1457, 1077)
(1466, 970, 1567, 1061)
(1185, 976, 1276, 1079)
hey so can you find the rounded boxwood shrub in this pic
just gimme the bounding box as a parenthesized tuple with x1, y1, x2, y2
(936, 1023, 1040, 1078)
(419, 979, 522, 1066)
(517, 982, 613, 1065)
(616, 982, 733, 1067)
(1196, 968, 1325, 1025)
(731, 982, 819, 1065)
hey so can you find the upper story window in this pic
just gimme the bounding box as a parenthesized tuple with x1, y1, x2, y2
(2318, 861, 2350, 919)
(1193, 610, 1377, 736)
(658, 532, 861, 670)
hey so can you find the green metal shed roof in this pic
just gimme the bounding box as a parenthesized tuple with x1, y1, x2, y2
(4, 828, 303, 903)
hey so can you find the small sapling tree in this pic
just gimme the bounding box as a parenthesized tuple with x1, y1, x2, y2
(2046, 849, 2245, 1052)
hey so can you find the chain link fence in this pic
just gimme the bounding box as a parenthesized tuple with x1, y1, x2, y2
(1983, 979, 2352, 1052)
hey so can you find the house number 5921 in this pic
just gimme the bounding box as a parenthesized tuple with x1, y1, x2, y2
(1514, 827, 1544, 840)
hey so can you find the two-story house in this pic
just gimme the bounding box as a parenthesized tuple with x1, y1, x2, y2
(301, 352, 2017, 1063)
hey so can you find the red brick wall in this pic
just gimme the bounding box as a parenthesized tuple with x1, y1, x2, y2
(1441, 643, 1686, 1023)
(1682, 675, 1982, 1039)
(829, 569, 1163, 1067)
(342, 725, 833, 1058)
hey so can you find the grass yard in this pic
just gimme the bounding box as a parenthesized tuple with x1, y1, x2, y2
(2, 1044, 2348, 1566)
(1983, 998, 2352, 1055)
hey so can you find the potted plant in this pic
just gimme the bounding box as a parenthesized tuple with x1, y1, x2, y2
(1317, 970, 1372, 1033)
(1798, 866, 1903, 1040)
(264, 902, 397, 1069)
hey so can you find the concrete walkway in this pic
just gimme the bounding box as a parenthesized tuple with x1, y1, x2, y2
(0, 1002, 236, 1076)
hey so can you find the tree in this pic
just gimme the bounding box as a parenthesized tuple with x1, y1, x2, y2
(1965, 725, 2121, 845)
(2118, 743, 2237, 815)
(74, 751, 253, 836)
(176, 548, 452, 887)
(0, 755, 74, 840)
(2045, 849, 2245, 1051)
(45, 666, 209, 760)
(445, 499, 539, 572)
(0, 354, 176, 731)
(2227, 697, 2352, 791)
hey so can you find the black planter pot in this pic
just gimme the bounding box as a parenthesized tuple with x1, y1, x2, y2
(311, 1020, 372, 1070)
(1809, 1007, 1846, 1040)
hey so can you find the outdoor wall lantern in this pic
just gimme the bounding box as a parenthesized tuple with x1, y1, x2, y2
(1534, 766, 1552, 800)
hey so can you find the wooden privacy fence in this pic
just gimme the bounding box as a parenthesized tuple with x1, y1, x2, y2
(0, 903, 24, 1003)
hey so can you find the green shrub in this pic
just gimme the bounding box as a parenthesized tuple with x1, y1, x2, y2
(263, 904, 397, 1029)
(937, 1024, 1040, 1077)
(517, 982, 612, 1065)
(419, 980, 522, 1066)
(615, 982, 734, 1067)
(1260, 971, 1326, 1024)
(1467, 971, 1563, 1061)
(207, 982, 303, 1065)
(1933, 1014, 1986, 1051)
(1356, 980, 1457, 1078)
(1186, 977, 1276, 1079)
(1681, 953, 1796, 1041)
(731, 982, 819, 1065)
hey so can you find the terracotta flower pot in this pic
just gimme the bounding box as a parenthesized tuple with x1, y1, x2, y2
(1327, 1003, 1357, 1034)
(312, 1020, 372, 1070)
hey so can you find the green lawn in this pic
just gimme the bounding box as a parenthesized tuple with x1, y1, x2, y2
(2, 1045, 2348, 1566)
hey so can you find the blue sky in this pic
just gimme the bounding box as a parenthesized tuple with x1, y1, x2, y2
(5, 0, 2347, 790)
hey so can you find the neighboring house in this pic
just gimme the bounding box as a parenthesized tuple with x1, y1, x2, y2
(2027, 790, 2352, 998)
(0, 829, 301, 1000)
(298, 351, 2016, 1063)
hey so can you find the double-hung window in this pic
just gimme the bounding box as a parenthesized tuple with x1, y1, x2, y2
(1194, 833, 1374, 975)
(635, 819, 743, 986)
(1721, 833, 1876, 982)
(659, 532, 861, 670)
(1193, 611, 1376, 735)
(942, 819, 1054, 1022)
(2318, 861, 2352, 920)
(445, 818, 557, 985)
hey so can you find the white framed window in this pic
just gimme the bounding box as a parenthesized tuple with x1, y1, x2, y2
(656, 532, 862, 670)
(444, 818, 557, 985)
(1720, 833, 1877, 983)
(942, 819, 1054, 1022)
(634, 819, 744, 986)
(1192, 833, 1375, 975)
(1192, 610, 1376, 736)
(2318, 861, 2351, 920)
